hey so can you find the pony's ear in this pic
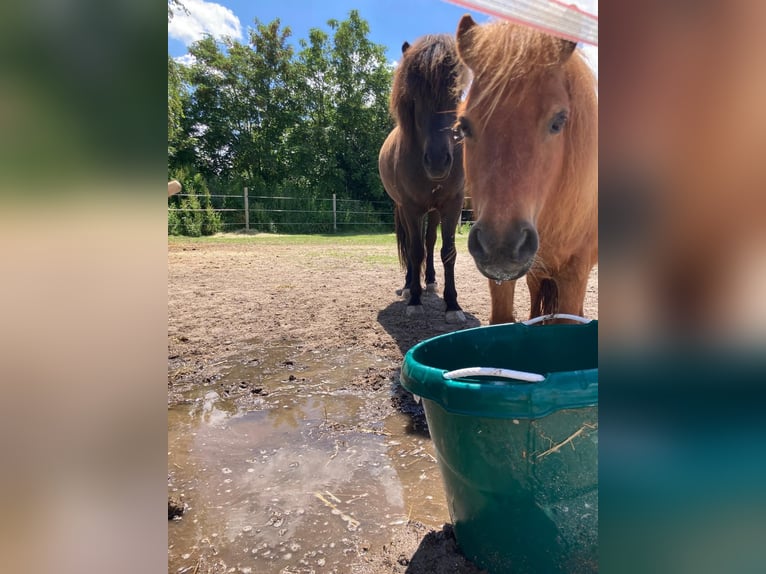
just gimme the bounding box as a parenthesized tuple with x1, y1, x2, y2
(456, 14, 477, 69)
(401, 41, 410, 54)
(559, 39, 578, 61)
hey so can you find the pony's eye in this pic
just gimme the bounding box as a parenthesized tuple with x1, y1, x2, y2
(549, 112, 568, 134)
(454, 116, 472, 141)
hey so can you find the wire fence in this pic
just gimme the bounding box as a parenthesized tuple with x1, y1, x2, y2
(169, 189, 475, 234)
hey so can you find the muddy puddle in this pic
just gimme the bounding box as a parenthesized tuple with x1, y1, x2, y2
(168, 343, 449, 573)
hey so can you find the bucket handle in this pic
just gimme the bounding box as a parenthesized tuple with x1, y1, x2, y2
(522, 313, 592, 326)
(443, 367, 545, 383)
(442, 314, 593, 383)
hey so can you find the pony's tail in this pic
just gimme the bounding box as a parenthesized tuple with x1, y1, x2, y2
(394, 205, 408, 270)
(532, 278, 559, 319)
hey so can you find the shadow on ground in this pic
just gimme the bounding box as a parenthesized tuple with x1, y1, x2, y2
(389, 375, 430, 438)
(359, 521, 487, 574)
(377, 291, 480, 437)
(403, 523, 487, 574)
(376, 291, 481, 358)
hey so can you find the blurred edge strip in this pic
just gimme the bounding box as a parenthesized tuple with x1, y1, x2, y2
(444, 0, 598, 45)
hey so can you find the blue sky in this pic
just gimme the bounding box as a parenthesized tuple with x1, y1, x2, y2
(168, 0, 597, 76)
(169, 0, 488, 63)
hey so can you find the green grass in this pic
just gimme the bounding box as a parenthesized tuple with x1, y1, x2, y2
(169, 231, 398, 246)
(169, 230, 470, 249)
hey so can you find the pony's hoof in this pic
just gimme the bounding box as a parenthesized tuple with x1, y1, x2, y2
(426, 282, 438, 294)
(395, 288, 404, 296)
(445, 310, 466, 324)
(400, 288, 411, 299)
(405, 304, 424, 317)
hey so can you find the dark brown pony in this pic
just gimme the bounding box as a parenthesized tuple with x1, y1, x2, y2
(455, 16, 598, 324)
(379, 35, 467, 323)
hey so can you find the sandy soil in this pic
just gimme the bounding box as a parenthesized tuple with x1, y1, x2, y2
(168, 234, 598, 573)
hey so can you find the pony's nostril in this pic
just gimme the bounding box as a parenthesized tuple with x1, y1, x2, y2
(467, 225, 488, 260)
(442, 153, 452, 168)
(512, 223, 538, 261)
(516, 228, 528, 249)
(423, 152, 431, 167)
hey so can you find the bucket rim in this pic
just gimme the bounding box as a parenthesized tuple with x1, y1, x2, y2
(400, 321, 598, 419)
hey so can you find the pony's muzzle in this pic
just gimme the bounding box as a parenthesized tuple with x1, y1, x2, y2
(468, 220, 539, 280)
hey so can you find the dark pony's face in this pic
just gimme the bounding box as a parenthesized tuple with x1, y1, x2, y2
(414, 97, 459, 181)
(398, 37, 464, 181)
(456, 16, 576, 281)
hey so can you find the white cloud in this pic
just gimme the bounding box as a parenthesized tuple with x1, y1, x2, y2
(168, 0, 242, 46)
(174, 53, 197, 68)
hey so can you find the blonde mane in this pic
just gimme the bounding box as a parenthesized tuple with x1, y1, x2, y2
(458, 21, 596, 130)
(458, 21, 598, 235)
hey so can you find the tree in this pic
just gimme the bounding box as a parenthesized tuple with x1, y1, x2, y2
(168, 55, 186, 158)
(168, 169, 222, 236)
(182, 37, 233, 178)
(228, 19, 298, 192)
(182, 21, 298, 189)
(328, 10, 393, 202)
(167, 10, 395, 232)
(287, 28, 342, 198)
(168, 0, 188, 22)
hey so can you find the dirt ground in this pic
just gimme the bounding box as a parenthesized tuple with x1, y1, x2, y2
(168, 234, 598, 573)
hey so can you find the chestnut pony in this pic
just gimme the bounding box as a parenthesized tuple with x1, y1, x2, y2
(379, 35, 467, 323)
(455, 16, 597, 324)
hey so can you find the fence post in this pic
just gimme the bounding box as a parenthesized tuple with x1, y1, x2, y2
(332, 193, 337, 232)
(244, 187, 249, 231)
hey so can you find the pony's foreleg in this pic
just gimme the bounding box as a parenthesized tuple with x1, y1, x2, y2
(394, 203, 411, 298)
(399, 262, 414, 299)
(488, 280, 517, 324)
(425, 211, 439, 293)
(554, 266, 591, 318)
(439, 204, 465, 323)
(402, 212, 427, 316)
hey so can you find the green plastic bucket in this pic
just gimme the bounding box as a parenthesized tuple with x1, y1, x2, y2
(400, 314, 598, 574)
